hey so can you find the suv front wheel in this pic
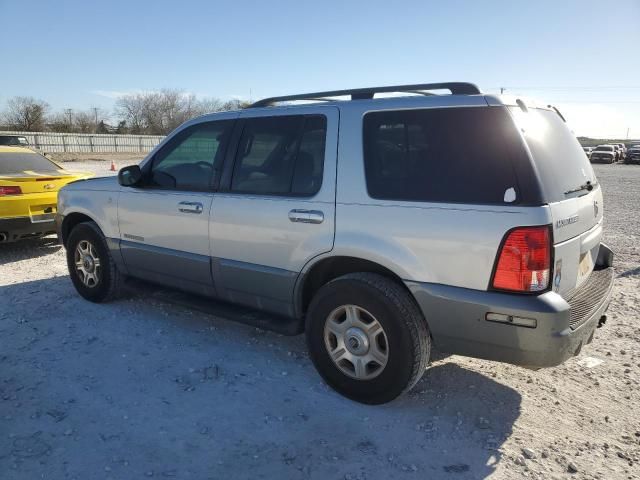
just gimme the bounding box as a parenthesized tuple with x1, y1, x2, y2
(305, 273, 431, 404)
(66, 221, 122, 303)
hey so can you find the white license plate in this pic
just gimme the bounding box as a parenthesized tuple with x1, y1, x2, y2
(578, 252, 593, 280)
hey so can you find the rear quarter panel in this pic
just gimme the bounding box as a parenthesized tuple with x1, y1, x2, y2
(334, 102, 553, 290)
(334, 203, 551, 289)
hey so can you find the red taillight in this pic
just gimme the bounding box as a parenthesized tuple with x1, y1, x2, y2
(492, 226, 551, 293)
(0, 186, 22, 196)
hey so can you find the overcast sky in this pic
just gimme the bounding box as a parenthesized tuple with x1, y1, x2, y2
(1, 0, 639, 138)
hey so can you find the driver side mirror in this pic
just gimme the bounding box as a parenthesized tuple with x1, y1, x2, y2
(118, 165, 143, 187)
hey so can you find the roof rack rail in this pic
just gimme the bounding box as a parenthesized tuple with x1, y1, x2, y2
(249, 82, 481, 108)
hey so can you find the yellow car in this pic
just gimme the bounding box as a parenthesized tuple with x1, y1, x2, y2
(0, 146, 92, 242)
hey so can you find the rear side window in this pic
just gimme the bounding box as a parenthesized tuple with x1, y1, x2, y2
(509, 107, 596, 202)
(231, 115, 326, 196)
(363, 107, 525, 204)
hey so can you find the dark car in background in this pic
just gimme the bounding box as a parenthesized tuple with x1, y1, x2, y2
(0, 135, 30, 147)
(626, 145, 640, 164)
(590, 145, 616, 164)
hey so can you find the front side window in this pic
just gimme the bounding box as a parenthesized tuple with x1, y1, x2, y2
(149, 120, 233, 190)
(231, 115, 326, 196)
(363, 107, 523, 204)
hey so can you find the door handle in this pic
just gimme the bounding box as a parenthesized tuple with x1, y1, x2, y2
(289, 209, 324, 224)
(178, 201, 203, 214)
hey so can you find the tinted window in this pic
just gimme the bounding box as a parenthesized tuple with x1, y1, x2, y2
(0, 152, 60, 174)
(363, 107, 524, 204)
(231, 115, 326, 196)
(510, 108, 596, 202)
(150, 120, 232, 190)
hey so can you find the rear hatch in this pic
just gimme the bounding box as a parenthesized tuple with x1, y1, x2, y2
(509, 106, 603, 298)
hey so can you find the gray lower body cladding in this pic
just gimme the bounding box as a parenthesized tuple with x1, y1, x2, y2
(406, 244, 614, 368)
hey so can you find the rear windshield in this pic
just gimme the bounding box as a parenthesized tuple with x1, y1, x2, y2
(363, 107, 534, 205)
(0, 152, 61, 174)
(509, 107, 596, 202)
(595, 146, 613, 151)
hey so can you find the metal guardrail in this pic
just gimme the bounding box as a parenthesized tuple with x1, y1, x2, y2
(0, 131, 165, 153)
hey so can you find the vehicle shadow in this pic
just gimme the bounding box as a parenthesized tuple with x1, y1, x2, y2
(0, 276, 520, 480)
(617, 266, 640, 278)
(0, 236, 61, 266)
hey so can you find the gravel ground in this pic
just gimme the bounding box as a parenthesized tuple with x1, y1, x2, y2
(1, 160, 639, 480)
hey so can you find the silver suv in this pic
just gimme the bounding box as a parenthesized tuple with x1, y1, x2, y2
(57, 82, 614, 404)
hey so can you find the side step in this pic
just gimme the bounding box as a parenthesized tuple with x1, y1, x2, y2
(126, 279, 304, 336)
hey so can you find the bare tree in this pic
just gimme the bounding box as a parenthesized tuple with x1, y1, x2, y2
(74, 111, 94, 133)
(226, 99, 251, 110)
(195, 97, 225, 115)
(115, 93, 147, 134)
(3, 96, 49, 131)
(48, 112, 72, 133)
(114, 90, 247, 135)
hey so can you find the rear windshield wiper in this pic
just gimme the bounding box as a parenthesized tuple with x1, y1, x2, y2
(564, 180, 596, 196)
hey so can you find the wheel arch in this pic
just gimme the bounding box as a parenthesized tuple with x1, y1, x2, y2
(60, 211, 100, 247)
(294, 255, 413, 319)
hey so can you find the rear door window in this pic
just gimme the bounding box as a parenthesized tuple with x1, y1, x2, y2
(231, 115, 326, 196)
(363, 107, 527, 204)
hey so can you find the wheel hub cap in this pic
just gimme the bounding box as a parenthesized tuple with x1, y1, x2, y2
(83, 255, 95, 272)
(74, 240, 101, 288)
(323, 304, 389, 380)
(345, 327, 369, 355)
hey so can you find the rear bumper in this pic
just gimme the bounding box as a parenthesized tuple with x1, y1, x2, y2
(0, 215, 56, 242)
(407, 244, 615, 368)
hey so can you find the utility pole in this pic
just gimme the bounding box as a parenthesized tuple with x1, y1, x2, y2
(64, 108, 73, 128)
(626, 127, 630, 140)
(92, 107, 99, 133)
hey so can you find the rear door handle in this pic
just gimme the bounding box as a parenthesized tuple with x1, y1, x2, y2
(289, 209, 324, 224)
(178, 201, 203, 214)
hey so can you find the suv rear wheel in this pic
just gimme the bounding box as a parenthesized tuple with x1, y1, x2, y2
(66, 222, 121, 303)
(305, 273, 431, 404)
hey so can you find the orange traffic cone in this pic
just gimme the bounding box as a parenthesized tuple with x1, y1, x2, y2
(110, 159, 116, 172)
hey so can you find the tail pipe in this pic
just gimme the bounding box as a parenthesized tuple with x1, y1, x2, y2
(0, 232, 7, 243)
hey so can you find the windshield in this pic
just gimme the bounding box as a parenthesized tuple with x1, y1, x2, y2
(595, 146, 613, 151)
(0, 152, 62, 174)
(509, 107, 596, 202)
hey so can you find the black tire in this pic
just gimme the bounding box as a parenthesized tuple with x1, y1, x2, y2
(305, 272, 431, 404)
(66, 221, 121, 303)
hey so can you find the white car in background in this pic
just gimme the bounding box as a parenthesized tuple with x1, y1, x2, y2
(590, 145, 616, 164)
